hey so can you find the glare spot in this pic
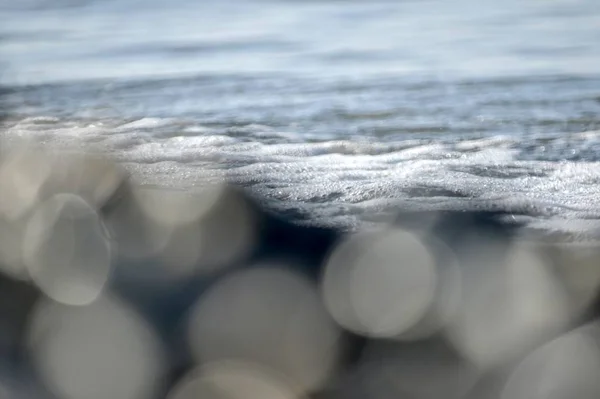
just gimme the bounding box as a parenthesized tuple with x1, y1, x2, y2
(544, 243, 600, 318)
(187, 267, 342, 394)
(27, 294, 165, 399)
(396, 238, 463, 341)
(0, 147, 51, 220)
(502, 323, 600, 399)
(167, 361, 302, 399)
(22, 193, 112, 306)
(107, 184, 257, 278)
(102, 185, 174, 261)
(44, 154, 127, 211)
(344, 340, 480, 399)
(0, 218, 28, 280)
(322, 228, 437, 339)
(134, 185, 221, 227)
(445, 241, 570, 368)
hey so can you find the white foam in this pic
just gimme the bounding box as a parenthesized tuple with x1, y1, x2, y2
(3, 116, 600, 238)
(116, 118, 174, 131)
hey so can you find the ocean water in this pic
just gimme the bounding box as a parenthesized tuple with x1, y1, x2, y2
(1, 0, 600, 237)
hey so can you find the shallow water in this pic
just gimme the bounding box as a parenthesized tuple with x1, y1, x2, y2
(1, 0, 600, 236)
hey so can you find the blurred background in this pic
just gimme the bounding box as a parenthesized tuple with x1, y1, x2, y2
(1, 1, 600, 398)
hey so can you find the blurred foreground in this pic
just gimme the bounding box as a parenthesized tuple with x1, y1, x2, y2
(1, 143, 600, 399)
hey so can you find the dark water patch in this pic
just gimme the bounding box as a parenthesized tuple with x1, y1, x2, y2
(451, 165, 551, 179)
(88, 38, 303, 59)
(404, 185, 471, 198)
